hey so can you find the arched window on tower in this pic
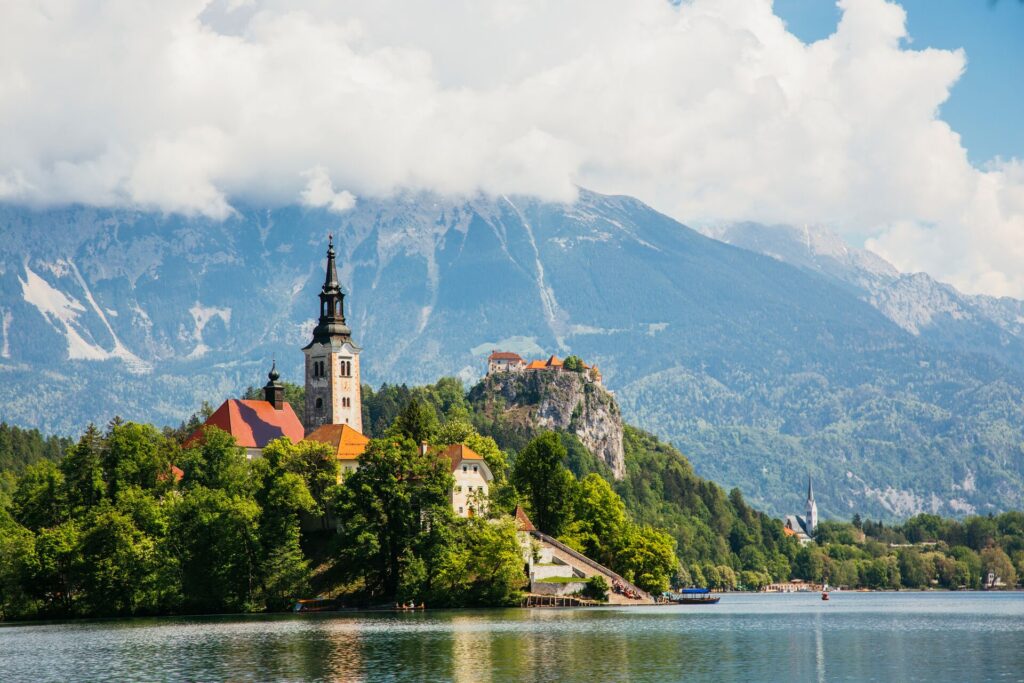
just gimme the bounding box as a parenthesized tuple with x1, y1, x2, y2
(315, 397, 323, 412)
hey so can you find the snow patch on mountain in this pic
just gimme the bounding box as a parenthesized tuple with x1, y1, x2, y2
(187, 303, 232, 359)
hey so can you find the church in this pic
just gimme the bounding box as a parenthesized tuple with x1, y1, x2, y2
(783, 475, 818, 545)
(185, 236, 490, 517)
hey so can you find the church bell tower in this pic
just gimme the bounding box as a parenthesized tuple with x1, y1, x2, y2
(303, 235, 362, 434)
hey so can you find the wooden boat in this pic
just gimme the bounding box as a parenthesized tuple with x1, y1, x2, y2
(821, 592, 830, 601)
(395, 602, 426, 611)
(293, 597, 336, 613)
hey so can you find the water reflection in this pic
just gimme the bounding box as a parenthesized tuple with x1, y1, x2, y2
(1, 593, 1023, 682)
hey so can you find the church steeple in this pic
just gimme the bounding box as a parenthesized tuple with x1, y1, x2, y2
(310, 234, 351, 344)
(805, 471, 818, 535)
(302, 235, 363, 434)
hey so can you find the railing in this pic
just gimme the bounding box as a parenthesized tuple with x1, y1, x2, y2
(530, 530, 652, 602)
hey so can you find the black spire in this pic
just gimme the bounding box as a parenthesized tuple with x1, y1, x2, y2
(263, 357, 284, 410)
(308, 234, 351, 344)
(324, 233, 340, 293)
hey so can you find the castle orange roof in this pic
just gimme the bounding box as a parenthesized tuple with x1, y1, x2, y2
(546, 355, 563, 367)
(184, 399, 304, 449)
(525, 360, 547, 370)
(306, 423, 369, 460)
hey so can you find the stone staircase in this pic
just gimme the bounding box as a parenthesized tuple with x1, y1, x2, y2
(528, 531, 654, 605)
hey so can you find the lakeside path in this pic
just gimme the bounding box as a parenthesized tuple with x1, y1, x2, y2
(1, 592, 1022, 682)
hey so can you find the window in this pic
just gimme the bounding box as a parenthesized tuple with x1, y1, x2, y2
(462, 465, 467, 472)
(340, 359, 352, 377)
(473, 466, 478, 472)
(315, 397, 323, 412)
(458, 507, 463, 514)
(467, 486, 473, 492)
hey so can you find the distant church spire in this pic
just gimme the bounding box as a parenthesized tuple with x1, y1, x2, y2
(805, 471, 818, 535)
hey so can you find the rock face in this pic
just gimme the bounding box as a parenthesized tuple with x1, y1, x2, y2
(472, 370, 625, 479)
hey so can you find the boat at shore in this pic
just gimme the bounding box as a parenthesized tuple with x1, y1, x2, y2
(662, 588, 720, 605)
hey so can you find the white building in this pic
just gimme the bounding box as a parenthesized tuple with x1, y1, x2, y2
(439, 444, 494, 518)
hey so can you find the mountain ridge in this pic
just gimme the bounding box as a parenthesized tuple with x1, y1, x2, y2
(2, 191, 1023, 519)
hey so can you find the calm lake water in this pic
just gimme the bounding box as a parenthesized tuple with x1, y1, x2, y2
(1, 592, 1022, 682)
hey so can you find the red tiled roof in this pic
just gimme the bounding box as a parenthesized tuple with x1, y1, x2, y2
(488, 351, 524, 361)
(306, 423, 369, 460)
(514, 505, 536, 532)
(546, 355, 563, 367)
(184, 399, 304, 449)
(525, 360, 547, 370)
(435, 443, 484, 472)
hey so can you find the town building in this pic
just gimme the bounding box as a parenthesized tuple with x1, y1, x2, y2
(184, 361, 304, 459)
(439, 443, 493, 518)
(303, 235, 363, 434)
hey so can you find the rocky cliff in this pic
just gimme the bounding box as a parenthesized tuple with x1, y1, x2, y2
(469, 370, 625, 479)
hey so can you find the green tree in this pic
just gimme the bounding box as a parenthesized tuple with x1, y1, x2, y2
(179, 426, 251, 496)
(333, 437, 453, 598)
(980, 547, 1017, 588)
(563, 355, 585, 372)
(392, 399, 440, 445)
(12, 460, 67, 531)
(101, 422, 176, 498)
(512, 432, 576, 536)
(583, 575, 610, 602)
(897, 548, 929, 588)
(616, 525, 678, 594)
(168, 487, 262, 613)
(61, 424, 106, 513)
(77, 505, 162, 615)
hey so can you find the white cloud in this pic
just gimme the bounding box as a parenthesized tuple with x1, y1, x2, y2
(0, 0, 1021, 296)
(300, 166, 356, 213)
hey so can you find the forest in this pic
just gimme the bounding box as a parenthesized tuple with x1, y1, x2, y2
(1, 376, 1022, 620)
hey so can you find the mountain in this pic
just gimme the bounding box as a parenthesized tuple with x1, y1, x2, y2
(1, 192, 1023, 520)
(702, 222, 1024, 368)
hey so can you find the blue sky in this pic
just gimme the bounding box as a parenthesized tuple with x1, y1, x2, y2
(775, 0, 1024, 164)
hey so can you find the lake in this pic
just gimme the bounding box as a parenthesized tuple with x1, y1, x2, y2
(1, 592, 1022, 682)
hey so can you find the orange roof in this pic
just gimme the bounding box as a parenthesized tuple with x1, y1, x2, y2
(489, 351, 524, 362)
(306, 423, 369, 460)
(184, 399, 304, 449)
(782, 526, 797, 537)
(546, 355, 563, 367)
(514, 505, 536, 532)
(436, 443, 483, 471)
(525, 360, 547, 370)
